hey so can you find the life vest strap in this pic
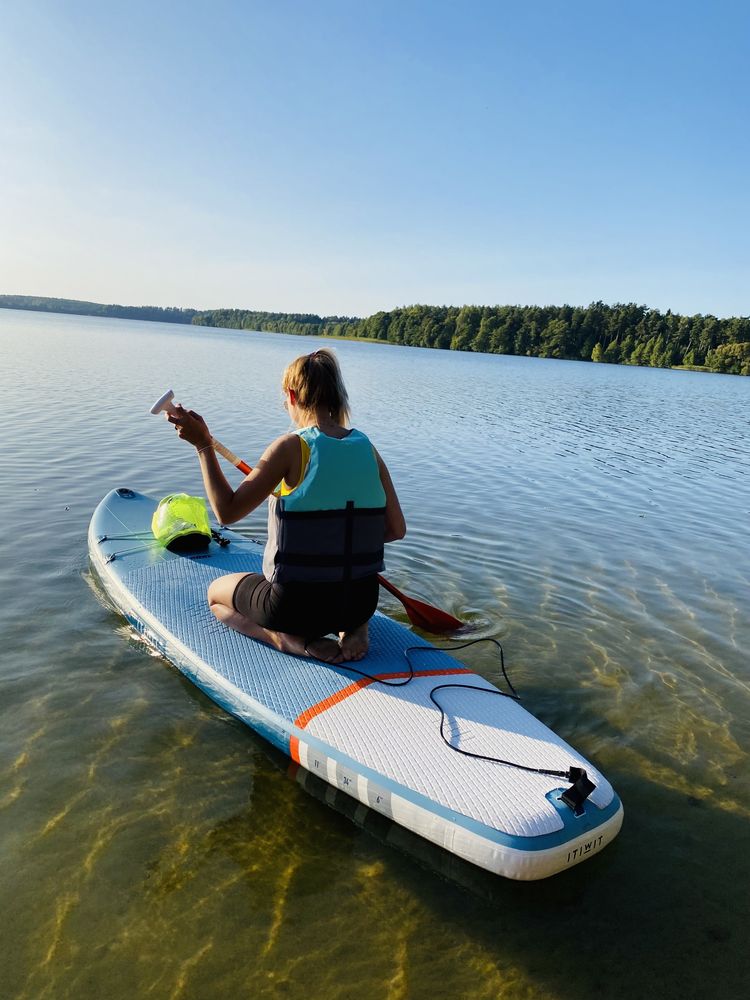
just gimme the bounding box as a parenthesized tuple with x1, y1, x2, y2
(275, 549, 385, 569)
(273, 500, 386, 583)
(278, 505, 386, 520)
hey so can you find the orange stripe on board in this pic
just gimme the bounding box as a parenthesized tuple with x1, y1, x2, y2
(295, 676, 377, 729)
(293, 667, 467, 731)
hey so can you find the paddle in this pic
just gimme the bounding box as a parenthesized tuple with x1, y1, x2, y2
(150, 390, 463, 633)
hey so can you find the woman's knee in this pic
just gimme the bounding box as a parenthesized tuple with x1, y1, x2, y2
(207, 573, 246, 610)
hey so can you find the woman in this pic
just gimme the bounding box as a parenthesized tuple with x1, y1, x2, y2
(167, 348, 406, 664)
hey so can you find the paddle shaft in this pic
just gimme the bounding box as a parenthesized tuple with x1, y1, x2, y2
(210, 437, 251, 475)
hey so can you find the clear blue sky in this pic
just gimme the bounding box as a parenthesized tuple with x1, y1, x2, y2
(1, 0, 748, 317)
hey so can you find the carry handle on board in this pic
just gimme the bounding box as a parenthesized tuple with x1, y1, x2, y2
(150, 389, 463, 633)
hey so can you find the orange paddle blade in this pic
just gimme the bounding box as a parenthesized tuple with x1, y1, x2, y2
(377, 574, 463, 633)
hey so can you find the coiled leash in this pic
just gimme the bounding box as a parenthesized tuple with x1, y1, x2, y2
(340, 637, 596, 816)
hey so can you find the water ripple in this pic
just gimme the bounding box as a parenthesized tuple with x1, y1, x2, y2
(1, 309, 749, 1000)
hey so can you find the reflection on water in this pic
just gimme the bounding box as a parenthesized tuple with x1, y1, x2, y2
(1, 308, 749, 999)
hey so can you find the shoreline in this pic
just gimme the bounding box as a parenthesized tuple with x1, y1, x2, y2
(1, 299, 747, 377)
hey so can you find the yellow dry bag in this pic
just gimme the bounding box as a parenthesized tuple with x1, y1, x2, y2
(151, 494, 212, 553)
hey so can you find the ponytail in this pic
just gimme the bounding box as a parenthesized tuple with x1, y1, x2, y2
(282, 348, 351, 425)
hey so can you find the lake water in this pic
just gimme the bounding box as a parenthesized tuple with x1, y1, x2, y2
(1, 308, 748, 1000)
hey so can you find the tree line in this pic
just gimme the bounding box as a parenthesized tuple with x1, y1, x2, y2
(0, 294, 197, 324)
(3, 294, 749, 374)
(192, 308, 353, 337)
(194, 302, 750, 375)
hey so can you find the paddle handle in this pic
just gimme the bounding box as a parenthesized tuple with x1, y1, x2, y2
(150, 391, 253, 476)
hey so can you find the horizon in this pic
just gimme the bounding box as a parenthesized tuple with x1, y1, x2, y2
(3, 291, 748, 323)
(2, 2, 749, 318)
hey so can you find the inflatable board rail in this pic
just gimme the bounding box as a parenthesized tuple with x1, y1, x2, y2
(89, 488, 623, 880)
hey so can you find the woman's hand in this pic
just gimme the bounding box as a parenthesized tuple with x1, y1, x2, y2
(166, 404, 213, 450)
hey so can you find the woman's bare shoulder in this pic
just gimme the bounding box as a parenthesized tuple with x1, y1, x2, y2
(260, 432, 299, 460)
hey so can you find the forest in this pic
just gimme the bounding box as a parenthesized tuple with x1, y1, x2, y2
(0, 294, 197, 324)
(3, 295, 749, 374)
(193, 302, 750, 375)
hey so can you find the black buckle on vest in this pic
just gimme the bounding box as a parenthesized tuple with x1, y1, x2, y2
(560, 767, 596, 816)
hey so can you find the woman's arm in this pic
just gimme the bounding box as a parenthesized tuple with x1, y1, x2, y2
(374, 449, 406, 542)
(167, 405, 296, 524)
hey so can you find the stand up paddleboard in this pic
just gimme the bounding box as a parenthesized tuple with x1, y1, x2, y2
(89, 488, 623, 880)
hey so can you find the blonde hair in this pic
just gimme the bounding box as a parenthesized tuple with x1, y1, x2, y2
(282, 348, 351, 425)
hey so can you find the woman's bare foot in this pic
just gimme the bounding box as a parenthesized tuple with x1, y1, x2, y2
(258, 629, 343, 664)
(280, 634, 343, 664)
(207, 596, 343, 663)
(339, 623, 369, 661)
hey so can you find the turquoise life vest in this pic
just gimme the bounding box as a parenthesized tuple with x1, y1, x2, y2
(263, 426, 386, 584)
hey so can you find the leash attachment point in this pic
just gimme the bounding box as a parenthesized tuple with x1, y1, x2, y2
(561, 767, 596, 816)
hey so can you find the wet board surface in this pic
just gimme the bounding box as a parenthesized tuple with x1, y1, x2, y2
(89, 488, 623, 880)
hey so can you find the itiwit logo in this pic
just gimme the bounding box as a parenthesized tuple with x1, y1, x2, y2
(566, 835, 605, 864)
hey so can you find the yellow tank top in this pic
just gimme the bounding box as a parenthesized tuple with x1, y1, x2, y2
(277, 436, 311, 497)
